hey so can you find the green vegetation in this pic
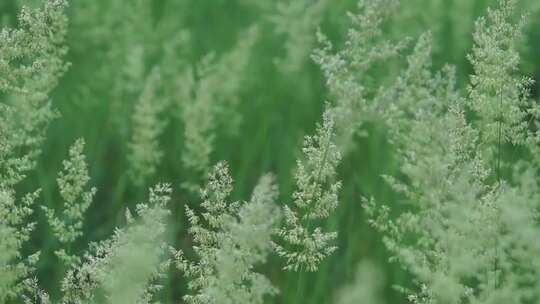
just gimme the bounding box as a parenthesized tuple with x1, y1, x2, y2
(2, 0, 540, 303)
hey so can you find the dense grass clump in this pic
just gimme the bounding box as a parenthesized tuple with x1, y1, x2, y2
(2, 0, 540, 303)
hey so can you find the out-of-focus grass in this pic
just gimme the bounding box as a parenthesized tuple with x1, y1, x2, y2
(2, 0, 539, 302)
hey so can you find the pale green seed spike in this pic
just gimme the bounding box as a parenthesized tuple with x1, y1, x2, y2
(128, 67, 167, 186)
(275, 107, 342, 272)
(181, 163, 281, 304)
(60, 184, 171, 304)
(43, 138, 96, 265)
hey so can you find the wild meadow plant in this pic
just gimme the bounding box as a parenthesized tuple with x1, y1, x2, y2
(360, 1, 540, 303)
(2, 0, 540, 303)
(128, 68, 167, 186)
(271, 0, 328, 73)
(180, 27, 259, 192)
(239, 0, 328, 73)
(180, 163, 280, 304)
(274, 108, 342, 272)
(312, 0, 408, 151)
(0, 0, 68, 188)
(1, 0, 68, 301)
(29, 184, 172, 304)
(43, 138, 96, 266)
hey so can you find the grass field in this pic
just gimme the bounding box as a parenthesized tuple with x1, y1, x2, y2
(2, 0, 540, 303)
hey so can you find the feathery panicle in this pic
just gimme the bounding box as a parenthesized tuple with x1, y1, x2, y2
(0, 0, 69, 188)
(128, 67, 167, 186)
(363, 1, 540, 302)
(181, 27, 259, 192)
(312, 0, 407, 151)
(272, 0, 328, 73)
(60, 184, 171, 304)
(0, 0, 69, 95)
(181, 162, 236, 302)
(82, 0, 158, 137)
(468, 0, 539, 150)
(21, 277, 50, 304)
(180, 66, 214, 193)
(0, 223, 19, 302)
(375, 32, 435, 129)
(100, 203, 169, 304)
(181, 163, 280, 304)
(275, 108, 342, 272)
(365, 101, 494, 302)
(250, 173, 279, 205)
(207, 27, 259, 134)
(0, 189, 41, 301)
(196, 183, 280, 304)
(43, 139, 96, 265)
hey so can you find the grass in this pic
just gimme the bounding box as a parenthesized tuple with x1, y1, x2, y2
(2, 0, 540, 303)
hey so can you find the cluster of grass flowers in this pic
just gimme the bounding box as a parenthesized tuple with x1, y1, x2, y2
(359, 0, 540, 303)
(127, 68, 167, 186)
(180, 163, 281, 304)
(1, 0, 68, 300)
(2, 0, 540, 303)
(43, 138, 96, 265)
(274, 108, 341, 272)
(28, 184, 172, 304)
(180, 27, 258, 192)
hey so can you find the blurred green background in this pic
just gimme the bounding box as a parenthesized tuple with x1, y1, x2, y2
(2, 0, 540, 303)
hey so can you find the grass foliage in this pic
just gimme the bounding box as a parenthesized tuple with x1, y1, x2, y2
(2, 0, 540, 303)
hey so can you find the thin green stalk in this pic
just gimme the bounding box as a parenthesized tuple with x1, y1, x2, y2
(493, 88, 503, 290)
(496, 89, 502, 183)
(295, 270, 306, 303)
